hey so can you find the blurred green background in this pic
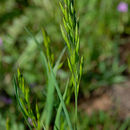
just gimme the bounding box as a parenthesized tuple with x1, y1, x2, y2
(0, 0, 130, 129)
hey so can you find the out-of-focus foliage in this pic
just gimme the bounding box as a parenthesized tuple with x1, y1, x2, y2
(78, 111, 130, 130)
(78, 0, 129, 94)
(0, 0, 129, 94)
(0, 0, 130, 129)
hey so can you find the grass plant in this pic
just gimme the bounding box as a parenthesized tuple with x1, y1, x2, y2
(14, 0, 83, 129)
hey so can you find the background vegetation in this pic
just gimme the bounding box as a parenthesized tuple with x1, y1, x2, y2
(0, 0, 130, 129)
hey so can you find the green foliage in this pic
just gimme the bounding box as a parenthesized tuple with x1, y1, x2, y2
(0, 0, 130, 129)
(0, 114, 25, 130)
(14, 25, 74, 129)
(1, 0, 129, 95)
(78, 111, 130, 130)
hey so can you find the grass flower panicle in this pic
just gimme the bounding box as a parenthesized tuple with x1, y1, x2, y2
(60, 0, 83, 129)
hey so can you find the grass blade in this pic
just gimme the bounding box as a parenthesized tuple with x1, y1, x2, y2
(54, 79, 69, 130)
(53, 47, 66, 74)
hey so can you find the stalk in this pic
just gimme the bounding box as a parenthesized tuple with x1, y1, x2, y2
(60, 0, 83, 129)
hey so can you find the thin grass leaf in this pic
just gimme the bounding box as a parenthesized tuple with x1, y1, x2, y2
(53, 47, 66, 74)
(42, 74, 55, 129)
(6, 118, 9, 130)
(24, 27, 49, 77)
(54, 79, 69, 130)
(49, 66, 73, 130)
(36, 103, 40, 130)
(40, 50, 73, 130)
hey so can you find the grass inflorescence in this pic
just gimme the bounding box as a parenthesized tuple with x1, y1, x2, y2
(60, 0, 83, 129)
